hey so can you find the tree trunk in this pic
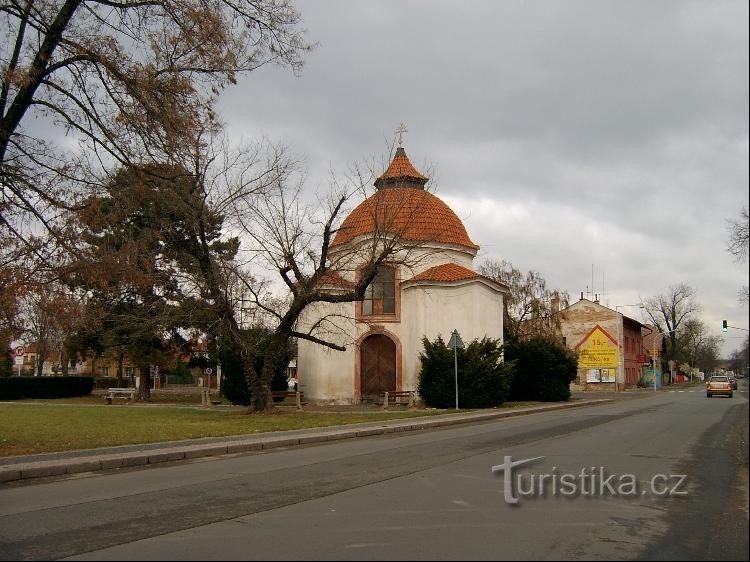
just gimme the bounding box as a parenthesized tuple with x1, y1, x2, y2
(61, 349, 69, 376)
(249, 334, 285, 412)
(116, 351, 124, 387)
(36, 352, 45, 377)
(238, 348, 265, 412)
(137, 365, 151, 401)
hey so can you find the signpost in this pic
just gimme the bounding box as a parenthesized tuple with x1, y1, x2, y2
(448, 329, 464, 410)
(202, 367, 213, 406)
(14, 346, 23, 376)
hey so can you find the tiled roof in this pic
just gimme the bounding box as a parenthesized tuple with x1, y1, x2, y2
(317, 270, 355, 288)
(331, 187, 479, 250)
(409, 263, 483, 283)
(374, 147, 428, 189)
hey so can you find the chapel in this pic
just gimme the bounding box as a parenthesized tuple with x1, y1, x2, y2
(297, 143, 507, 403)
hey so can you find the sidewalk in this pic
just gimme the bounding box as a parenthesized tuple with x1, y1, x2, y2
(0, 398, 614, 484)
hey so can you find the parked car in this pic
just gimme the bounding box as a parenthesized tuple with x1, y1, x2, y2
(706, 375, 733, 398)
(728, 375, 738, 390)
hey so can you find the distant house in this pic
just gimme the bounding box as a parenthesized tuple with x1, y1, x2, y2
(12, 343, 141, 380)
(559, 297, 651, 390)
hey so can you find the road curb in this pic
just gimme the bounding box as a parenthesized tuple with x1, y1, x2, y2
(0, 398, 613, 484)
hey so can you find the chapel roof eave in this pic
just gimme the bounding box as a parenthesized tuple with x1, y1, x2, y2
(327, 233, 480, 257)
(401, 262, 508, 294)
(401, 276, 509, 295)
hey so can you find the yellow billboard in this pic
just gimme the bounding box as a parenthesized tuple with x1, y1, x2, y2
(577, 325, 619, 368)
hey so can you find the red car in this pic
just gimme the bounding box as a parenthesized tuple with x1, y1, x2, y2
(706, 376, 733, 398)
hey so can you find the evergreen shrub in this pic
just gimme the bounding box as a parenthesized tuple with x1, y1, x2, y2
(505, 337, 577, 402)
(220, 333, 291, 406)
(418, 336, 514, 408)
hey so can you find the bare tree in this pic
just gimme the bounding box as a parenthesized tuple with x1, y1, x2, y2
(0, 247, 26, 375)
(1, 0, 310, 261)
(66, 128, 292, 400)
(678, 318, 722, 375)
(728, 336, 749, 377)
(17, 282, 80, 376)
(642, 283, 702, 363)
(726, 206, 749, 303)
(478, 259, 569, 342)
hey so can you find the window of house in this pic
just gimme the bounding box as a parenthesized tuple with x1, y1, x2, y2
(362, 266, 396, 316)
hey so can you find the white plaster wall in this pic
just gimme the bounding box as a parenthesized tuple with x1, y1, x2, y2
(328, 243, 475, 285)
(400, 283, 504, 392)
(296, 301, 357, 403)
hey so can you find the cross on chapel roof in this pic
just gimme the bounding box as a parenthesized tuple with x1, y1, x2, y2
(395, 123, 408, 147)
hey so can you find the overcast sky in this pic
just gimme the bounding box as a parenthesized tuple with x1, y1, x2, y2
(218, 0, 749, 356)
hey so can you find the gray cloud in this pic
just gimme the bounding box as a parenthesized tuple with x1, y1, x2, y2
(218, 0, 749, 355)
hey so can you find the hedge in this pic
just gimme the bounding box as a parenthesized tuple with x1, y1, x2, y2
(0, 376, 95, 400)
(505, 337, 578, 402)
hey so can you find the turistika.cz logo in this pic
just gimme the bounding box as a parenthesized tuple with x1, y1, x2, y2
(491, 456, 688, 505)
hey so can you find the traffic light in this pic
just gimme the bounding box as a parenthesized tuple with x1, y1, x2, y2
(722, 320, 728, 332)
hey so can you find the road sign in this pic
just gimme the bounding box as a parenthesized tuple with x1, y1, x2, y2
(448, 330, 464, 350)
(204, 367, 213, 375)
(15, 346, 24, 357)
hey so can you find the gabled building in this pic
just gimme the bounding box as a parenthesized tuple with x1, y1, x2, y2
(559, 297, 651, 390)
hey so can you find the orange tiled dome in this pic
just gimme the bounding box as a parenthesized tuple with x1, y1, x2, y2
(331, 148, 479, 251)
(374, 147, 428, 189)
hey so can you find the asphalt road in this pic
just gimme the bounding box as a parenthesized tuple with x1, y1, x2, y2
(0, 384, 747, 561)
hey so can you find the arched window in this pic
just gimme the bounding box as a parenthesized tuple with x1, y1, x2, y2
(362, 266, 396, 316)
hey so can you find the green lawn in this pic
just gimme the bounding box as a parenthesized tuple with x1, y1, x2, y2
(0, 403, 445, 457)
(0, 395, 553, 458)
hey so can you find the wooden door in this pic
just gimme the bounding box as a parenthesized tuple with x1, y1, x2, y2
(360, 334, 396, 399)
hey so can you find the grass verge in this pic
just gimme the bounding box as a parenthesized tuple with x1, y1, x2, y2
(0, 396, 555, 457)
(0, 403, 447, 457)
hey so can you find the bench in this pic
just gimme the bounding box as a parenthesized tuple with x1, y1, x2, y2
(105, 388, 135, 404)
(382, 390, 416, 410)
(271, 391, 304, 410)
